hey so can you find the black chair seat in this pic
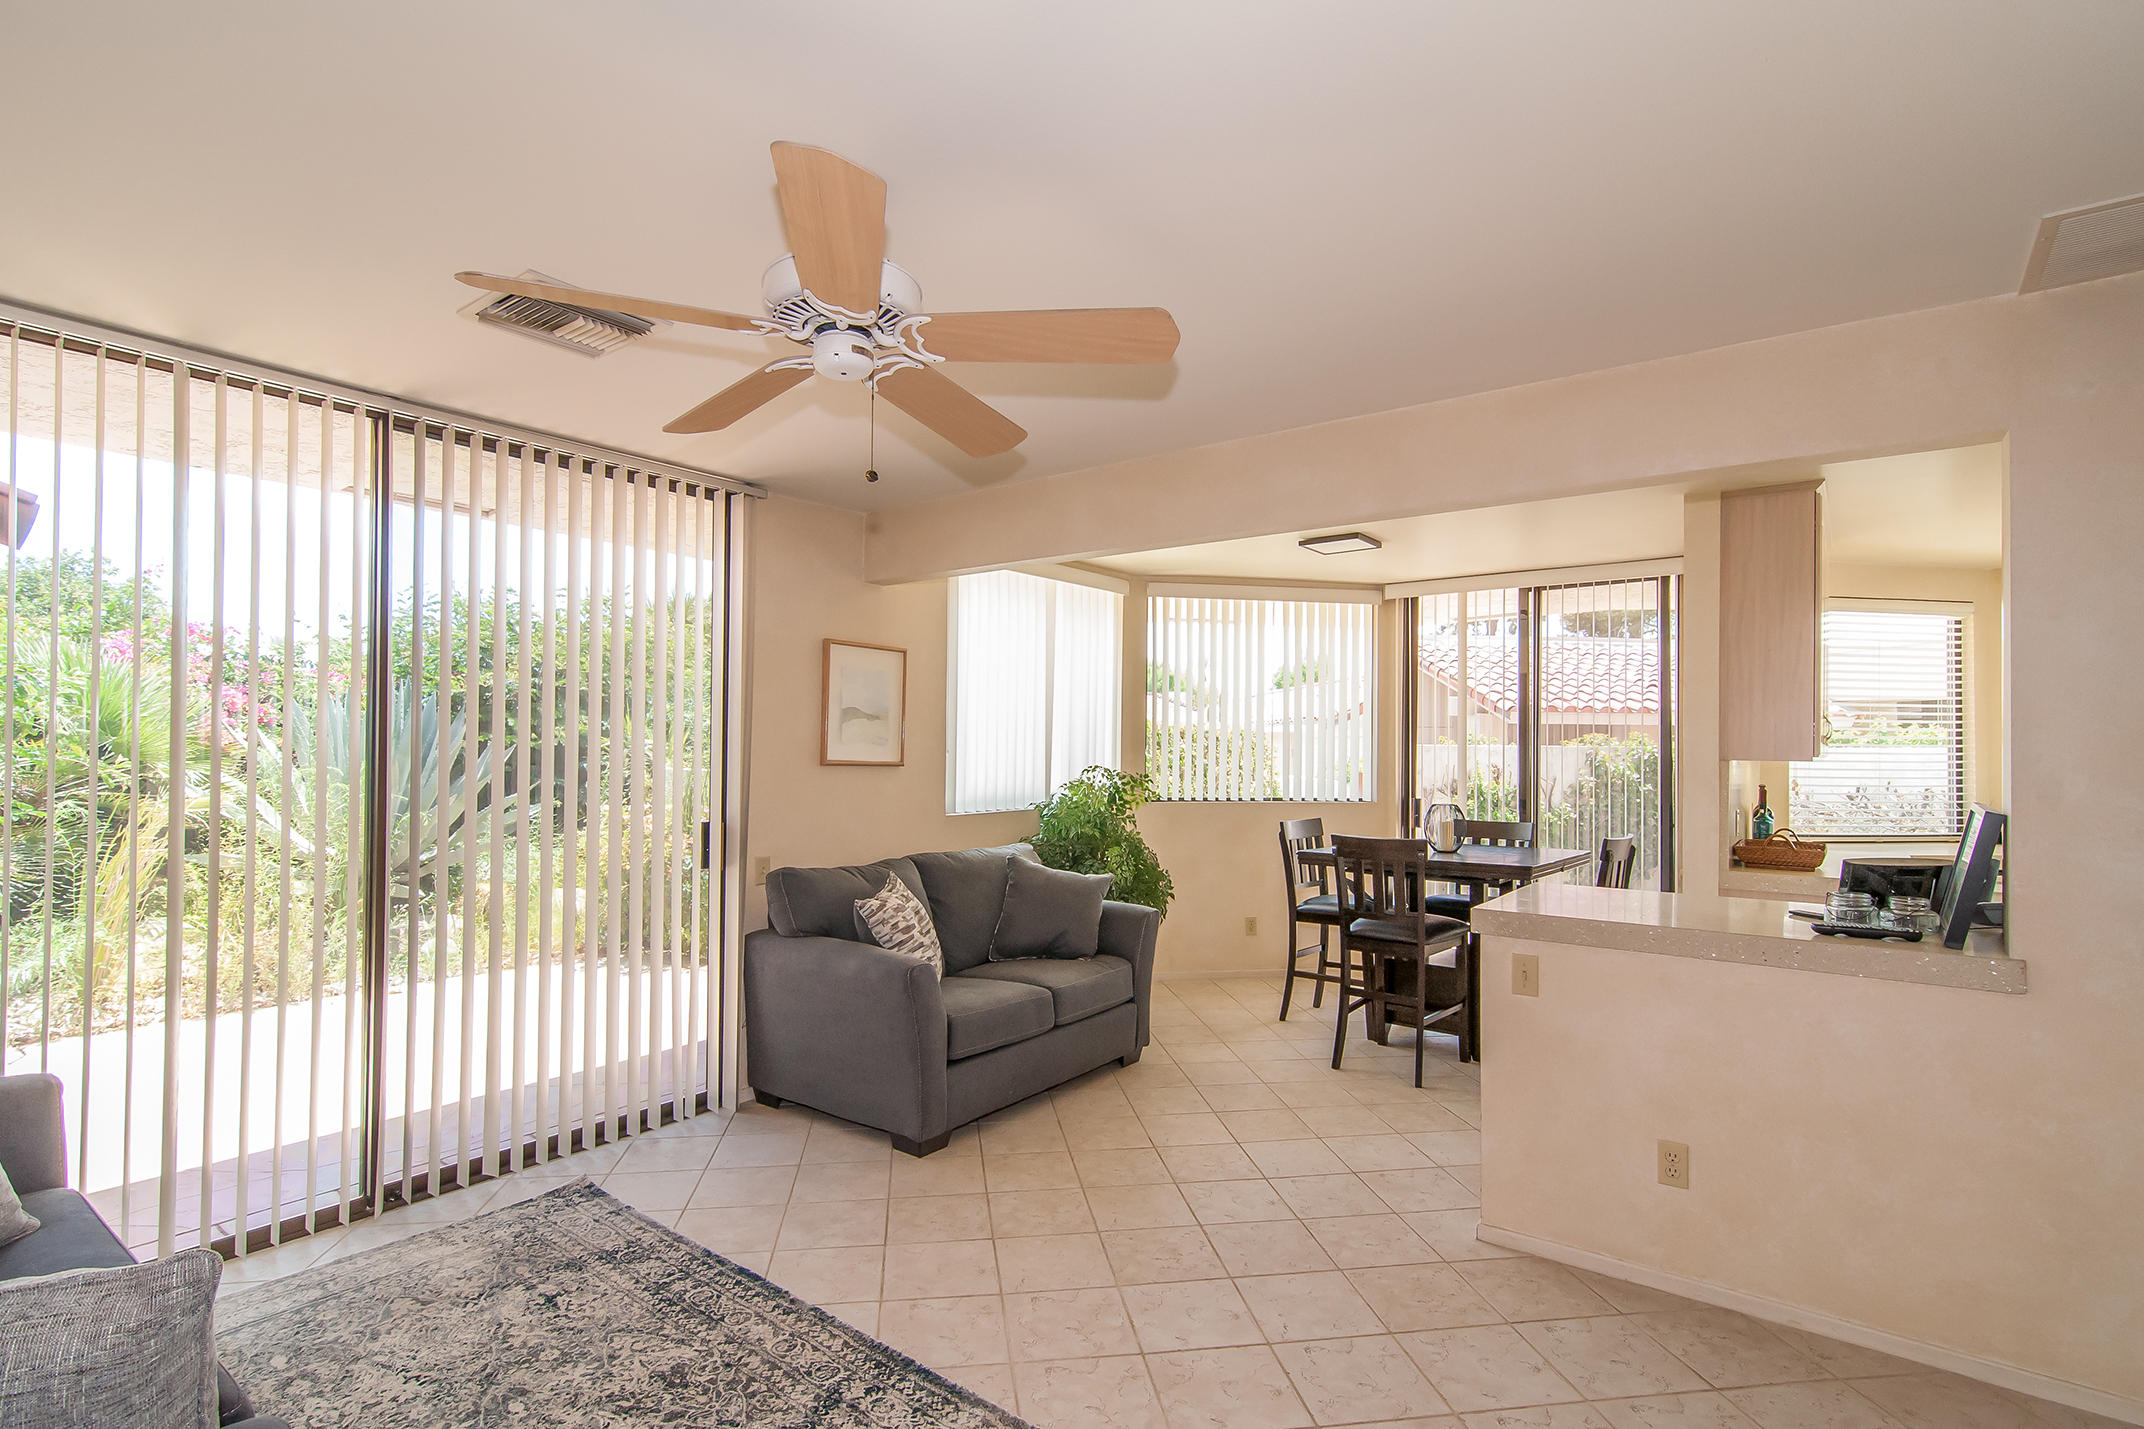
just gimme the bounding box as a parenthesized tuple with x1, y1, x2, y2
(1346, 914, 1469, 950)
(1420, 892, 1475, 922)
(1293, 892, 1342, 921)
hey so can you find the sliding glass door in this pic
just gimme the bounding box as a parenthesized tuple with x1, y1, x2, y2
(1405, 575, 1677, 888)
(0, 311, 739, 1257)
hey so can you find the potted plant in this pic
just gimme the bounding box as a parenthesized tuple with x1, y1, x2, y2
(1031, 766, 1174, 918)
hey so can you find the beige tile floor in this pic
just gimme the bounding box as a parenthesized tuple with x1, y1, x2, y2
(218, 975, 2121, 1429)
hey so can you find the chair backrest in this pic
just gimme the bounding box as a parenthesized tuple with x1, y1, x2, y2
(1278, 817, 1328, 897)
(1596, 836, 1637, 889)
(1331, 834, 1433, 927)
(1457, 818, 1535, 848)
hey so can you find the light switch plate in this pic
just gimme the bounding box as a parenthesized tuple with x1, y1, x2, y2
(1512, 953, 1540, 997)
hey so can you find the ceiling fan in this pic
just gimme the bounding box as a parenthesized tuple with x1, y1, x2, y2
(456, 142, 1180, 460)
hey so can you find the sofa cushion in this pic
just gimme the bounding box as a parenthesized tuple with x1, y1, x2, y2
(907, 844, 1038, 974)
(940, 976, 1054, 1059)
(957, 955, 1135, 1027)
(766, 857, 927, 940)
(0, 1247, 222, 1428)
(0, 1189, 131, 1282)
(990, 859, 1113, 961)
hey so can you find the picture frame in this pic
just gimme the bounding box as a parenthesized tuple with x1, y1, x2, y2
(822, 639, 907, 766)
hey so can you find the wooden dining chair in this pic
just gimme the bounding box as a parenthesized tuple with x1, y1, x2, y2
(1330, 835, 1474, 1084)
(1596, 836, 1637, 889)
(1277, 818, 1344, 1020)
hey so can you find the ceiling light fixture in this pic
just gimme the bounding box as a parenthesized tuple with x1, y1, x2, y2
(1299, 532, 1383, 555)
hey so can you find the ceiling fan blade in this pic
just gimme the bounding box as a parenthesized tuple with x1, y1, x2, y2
(769, 142, 887, 315)
(455, 271, 765, 333)
(662, 364, 813, 434)
(875, 364, 1027, 458)
(915, 308, 1181, 364)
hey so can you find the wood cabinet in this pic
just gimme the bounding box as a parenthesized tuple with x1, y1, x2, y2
(1720, 482, 1823, 761)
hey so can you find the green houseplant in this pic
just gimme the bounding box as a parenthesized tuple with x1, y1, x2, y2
(1030, 766, 1175, 918)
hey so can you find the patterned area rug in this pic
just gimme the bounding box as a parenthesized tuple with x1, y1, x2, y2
(216, 1180, 1030, 1428)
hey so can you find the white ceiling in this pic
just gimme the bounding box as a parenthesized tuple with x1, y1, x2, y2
(1091, 444, 2004, 583)
(4, 4, 2139, 512)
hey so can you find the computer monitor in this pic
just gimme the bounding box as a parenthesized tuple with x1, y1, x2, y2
(1938, 805, 2005, 949)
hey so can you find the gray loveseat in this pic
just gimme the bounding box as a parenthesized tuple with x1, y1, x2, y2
(743, 843, 1159, 1155)
(0, 1073, 287, 1427)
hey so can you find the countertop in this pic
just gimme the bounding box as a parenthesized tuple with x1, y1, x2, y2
(1471, 883, 2024, 994)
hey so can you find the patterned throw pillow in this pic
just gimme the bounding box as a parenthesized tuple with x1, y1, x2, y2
(0, 1162, 38, 1248)
(0, 1248, 223, 1428)
(854, 873, 944, 977)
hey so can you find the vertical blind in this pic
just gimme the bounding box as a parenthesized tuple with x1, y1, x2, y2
(0, 309, 742, 1259)
(1146, 591, 1376, 801)
(1789, 607, 1967, 837)
(947, 570, 1121, 814)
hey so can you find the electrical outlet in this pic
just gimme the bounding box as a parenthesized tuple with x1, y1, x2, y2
(752, 856, 771, 885)
(1658, 1140, 1691, 1189)
(1512, 953, 1540, 997)
(1243, 915, 1258, 937)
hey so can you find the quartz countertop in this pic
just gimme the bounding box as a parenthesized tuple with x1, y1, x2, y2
(1471, 883, 2024, 994)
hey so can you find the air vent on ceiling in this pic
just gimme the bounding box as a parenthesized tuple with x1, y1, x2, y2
(464, 270, 661, 356)
(2019, 194, 2144, 294)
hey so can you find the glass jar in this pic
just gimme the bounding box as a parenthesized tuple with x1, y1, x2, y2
(1825, 890, 1878, 926)
(1887, 895, 1939, 937)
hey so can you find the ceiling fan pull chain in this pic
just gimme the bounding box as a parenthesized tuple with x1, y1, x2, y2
(865, 385, 880, 483)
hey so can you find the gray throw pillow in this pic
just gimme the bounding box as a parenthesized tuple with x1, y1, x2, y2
(853, 872, 945, 977)
(989, 859, 1114, 960)
(0, 1162, 38, 1248)
(0, 1247, 223, 1428)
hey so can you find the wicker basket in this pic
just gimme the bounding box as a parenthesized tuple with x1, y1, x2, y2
(1732, 830, 1827, 872)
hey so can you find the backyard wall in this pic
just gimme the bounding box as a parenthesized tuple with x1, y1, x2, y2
(850, 274, 2144, 1413)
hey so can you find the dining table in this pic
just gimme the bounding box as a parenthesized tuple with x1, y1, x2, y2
(1297, 840, 1592, 1060)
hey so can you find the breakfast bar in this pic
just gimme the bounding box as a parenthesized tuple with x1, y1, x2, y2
(1470, 882, 2024, 993)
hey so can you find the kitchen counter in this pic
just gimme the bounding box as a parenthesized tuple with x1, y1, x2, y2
(1471, 883, 2023, 994)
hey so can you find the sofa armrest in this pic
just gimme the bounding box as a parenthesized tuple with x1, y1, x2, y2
(741, 930, 948, 1141)
(0, 1073, 67, 1194)
(1098, 902, 1161, 1049)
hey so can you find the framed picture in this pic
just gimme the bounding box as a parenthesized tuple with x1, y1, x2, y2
(822, 639, 907, 766)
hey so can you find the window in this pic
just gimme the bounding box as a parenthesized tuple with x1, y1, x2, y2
(1146, 590, 1376, 801)
(1790, 606, 1967, 837)
(1408, 576, 1677, 888)
(947, 570, 1122, 814)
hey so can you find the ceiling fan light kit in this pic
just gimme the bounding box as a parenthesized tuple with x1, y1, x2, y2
(456, 141, 1180, 464)
(1300, 532, 1384, 555)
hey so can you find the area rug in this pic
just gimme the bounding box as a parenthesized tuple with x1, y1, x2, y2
(216, 1179, 1030, 1428)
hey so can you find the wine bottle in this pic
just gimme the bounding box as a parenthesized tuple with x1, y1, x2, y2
(1751, 784, 1775, 840)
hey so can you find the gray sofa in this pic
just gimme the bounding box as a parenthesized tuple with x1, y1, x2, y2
(0, 1073, 287, 1428)
(744, 842, 1160, 1155)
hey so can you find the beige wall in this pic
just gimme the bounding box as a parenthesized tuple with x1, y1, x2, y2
(740, 495, 1031, 932)
(822, 274, 2144, 1409)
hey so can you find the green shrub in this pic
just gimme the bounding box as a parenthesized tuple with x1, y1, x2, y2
(1030, 767, 1174, 918)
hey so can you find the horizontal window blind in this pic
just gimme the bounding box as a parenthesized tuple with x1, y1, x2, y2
(1147, 593, 1376, 801)
(1789, 608, 1966, 837)
(948, 571, 1121, 814)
